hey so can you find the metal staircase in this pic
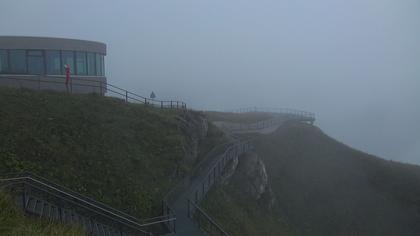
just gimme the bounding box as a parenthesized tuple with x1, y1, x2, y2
(0, 173, 176, 236)
(24, 195, 126, 235)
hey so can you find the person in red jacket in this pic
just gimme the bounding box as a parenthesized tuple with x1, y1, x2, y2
(64, 64, 71, 92)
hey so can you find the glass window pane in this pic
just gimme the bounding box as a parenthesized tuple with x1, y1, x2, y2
(95, 53, 102, 76)
(101, 55, 105, 76)
(9, 50, 26, 74)
(87, 52, 96, 76)
(76, 51, 87, 75)
(46, 50, 61, 75)
(27, 50, 43, 56)
(27, 50, 45, 75)
(61, 51, 74, 74)
(0, 50, 8, 73)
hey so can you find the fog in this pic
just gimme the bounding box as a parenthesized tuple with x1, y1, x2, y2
(1, 0, 419, 164)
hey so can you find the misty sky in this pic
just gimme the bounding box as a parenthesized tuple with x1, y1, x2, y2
(1, 0, 419, 164)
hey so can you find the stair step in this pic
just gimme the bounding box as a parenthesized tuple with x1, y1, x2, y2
(16, 195, 145, 236)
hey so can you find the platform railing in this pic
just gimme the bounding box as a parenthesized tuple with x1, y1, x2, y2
(0, 75, 187, 109)
(224, 106, 315, 120)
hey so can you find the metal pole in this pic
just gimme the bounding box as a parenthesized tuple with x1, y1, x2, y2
(187, 199, 191, 218)
(195, 190, 199, 203)
(213, 167, 216, 183)
(125, 91, 128, 102)
(99, 81, 103, 95)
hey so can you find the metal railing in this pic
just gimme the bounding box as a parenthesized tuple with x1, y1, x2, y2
(188, 199, 230, 236)
(0, 172, 177, 236)
(0, 75, 187, 109)
(161, 199, 176, 233)
(185, 107, 314, 235)
(215, 107, 315, 133)
(224, 106, 315, 120)
(187, 140, 253, 236)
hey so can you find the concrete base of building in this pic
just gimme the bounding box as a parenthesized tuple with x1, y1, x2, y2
(0, 74, 107, 96)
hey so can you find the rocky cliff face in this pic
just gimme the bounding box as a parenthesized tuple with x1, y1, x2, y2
(223, 151, 275, 209)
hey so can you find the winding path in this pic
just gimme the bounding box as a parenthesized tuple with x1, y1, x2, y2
(168, 109, 315, 235)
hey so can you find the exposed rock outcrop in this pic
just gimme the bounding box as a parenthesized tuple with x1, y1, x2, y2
(223, 151, 275, 209)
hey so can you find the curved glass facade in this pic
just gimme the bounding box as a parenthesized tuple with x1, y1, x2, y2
(0, 49, 105, 76)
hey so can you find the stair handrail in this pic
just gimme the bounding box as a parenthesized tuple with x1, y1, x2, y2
(1, 172, 145, 221)
(0, 172, 175, 232)
(188, 199, 230, 236)
(2, 177, 153, 236)
(186, 140, 252, 235)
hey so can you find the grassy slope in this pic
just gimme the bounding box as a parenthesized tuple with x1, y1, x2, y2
(202, 119, 420, 236)
(0, 190, 83, 236)
(254, 122, 420, 236)
(0, 87, 202, 219)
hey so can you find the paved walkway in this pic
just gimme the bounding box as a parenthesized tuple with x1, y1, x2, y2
(168, 115, 296, 235)
(170, 149, 231, 235)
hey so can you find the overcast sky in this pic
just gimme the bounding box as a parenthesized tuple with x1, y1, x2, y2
(1, 0, 419, 164)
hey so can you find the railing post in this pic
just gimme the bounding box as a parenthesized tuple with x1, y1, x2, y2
(170, 101, 173, 108)
(125, 90, 128, 102)
(213, 167, 216, 184)
(176, 101, 179, 108)
(144, 97, 147, 104)
(195, 190, 199, 204)
(187, 198, 192, 218)
(22, 184, 27, 210)
(208, 174, 211, 187)
(99, 81, 103, 95)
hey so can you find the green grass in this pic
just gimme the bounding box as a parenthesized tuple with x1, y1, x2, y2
(201, 152, 297, 236)
(202, 120, 420, 236)
(202, 186, 297, 236)
(253, 121, 420, 236)
(205, 111, 274, 124)
(0, 190, 83, 236)
(0, 87, 205, 218)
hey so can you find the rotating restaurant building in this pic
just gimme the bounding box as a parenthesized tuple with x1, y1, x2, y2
(0, 36, 106, 94)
